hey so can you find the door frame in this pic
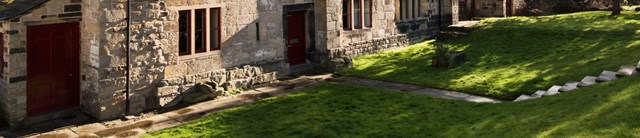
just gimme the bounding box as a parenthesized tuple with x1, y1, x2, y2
(26, 21, 81, 117)
(283, 3, 316, 66)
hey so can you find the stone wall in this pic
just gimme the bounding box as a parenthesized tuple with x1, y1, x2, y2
(0, 0, 85, 127)
(91, 0, 306, 120)
(472, 0, 506, 17)
(315, 0, 440, 71)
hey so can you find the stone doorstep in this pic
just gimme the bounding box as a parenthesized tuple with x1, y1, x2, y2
(579, 76, 598, 87)
(618, 65, 638, 76)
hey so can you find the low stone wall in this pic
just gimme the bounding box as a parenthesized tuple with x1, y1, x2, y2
(319, 30, 437, 71)
(156, 65, 279, 107)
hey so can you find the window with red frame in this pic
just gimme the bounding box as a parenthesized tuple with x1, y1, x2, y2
(178, 8, 222, 56)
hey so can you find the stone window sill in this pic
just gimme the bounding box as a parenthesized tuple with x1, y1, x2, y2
(178, 50, 222, 61)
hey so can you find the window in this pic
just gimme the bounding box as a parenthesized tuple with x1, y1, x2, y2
(210, 8, 220, 50)
(179, 10, 190, 56)
(179, 8, 222, 56)
(364, 0, 372, 27)
(195, 9, 206, 53)
(0, 33, 3, 73)
(342, 0, 352, 30)
(343, 0, 373, 30)
(396, 0, 425, 21)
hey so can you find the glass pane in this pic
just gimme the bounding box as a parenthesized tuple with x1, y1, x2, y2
(343, 0, 351, 29)
(354, 0, 361, 29)
(211, 8, 220, 50)
(364, 0, 371, 27)
(179, 11, 190, 55)
(195, 9, 205, 52)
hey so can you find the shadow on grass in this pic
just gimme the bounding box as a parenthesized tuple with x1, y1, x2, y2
(147, 78, 640, 137)
(339, 11, 640, 100)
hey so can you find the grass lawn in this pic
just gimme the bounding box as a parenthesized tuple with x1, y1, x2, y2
(339, 11, 640, 100)
(146, 76, 640, 137)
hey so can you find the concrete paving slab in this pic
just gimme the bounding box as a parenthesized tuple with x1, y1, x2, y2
(107, 128, 146, 138)
(618, 65, 638, 76)
(544, 86, 562, 96)
(531, 90, 547, 98)
(579, 76, 598, 87)
(138, 115, 181, 132)
(560, 82, 579, 92)
(514, 95, 533, 102)
(597, 71, 618, 82)
(69, 123, 107, 136)
(30, 119, 72, 132)
(29, 129, 78, 138)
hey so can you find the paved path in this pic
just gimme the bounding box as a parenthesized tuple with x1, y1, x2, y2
(334, 77, 502, 103)
(2, 74, 501, 138)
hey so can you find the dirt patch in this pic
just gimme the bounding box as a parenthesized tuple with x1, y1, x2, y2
(33, 133, 68, 138)
(114, 130, 139, 137)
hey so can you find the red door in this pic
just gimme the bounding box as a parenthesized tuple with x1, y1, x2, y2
(287, 11, 307, 66)
(27, 22, 80, 116)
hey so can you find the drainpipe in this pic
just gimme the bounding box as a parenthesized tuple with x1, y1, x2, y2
(125, 0, 132, 115)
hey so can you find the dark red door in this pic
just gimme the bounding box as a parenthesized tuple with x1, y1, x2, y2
(27, 22, 80, 116)
(287, 11, 307, 66)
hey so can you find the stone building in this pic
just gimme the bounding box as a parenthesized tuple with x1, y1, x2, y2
(0, 0, 452, 127)
(459, 0, 515, 20)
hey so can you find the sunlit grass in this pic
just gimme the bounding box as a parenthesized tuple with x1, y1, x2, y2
(147, 76, 640, 137)
(339, 11, 640, 100)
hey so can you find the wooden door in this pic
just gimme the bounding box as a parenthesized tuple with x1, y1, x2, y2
(287, 11, 307, 66)
(27, 22, 80, 116)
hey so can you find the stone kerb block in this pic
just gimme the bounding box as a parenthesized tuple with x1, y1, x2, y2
(617, 65, 637, 76)
(596, 71, 618, 82)
(579, 76, 598, 87)
(544, 86, 562, 96)
(514, 95, 533, 102)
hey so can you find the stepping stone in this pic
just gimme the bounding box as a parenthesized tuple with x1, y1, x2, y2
(596, 71, 618, 82)
(514, 95, 533, 102)
(637, 60, 640, 69)
(544, 86, 562, 96)
(617, 65, 638, 76)
(560, 82, 579, 92)
(531, 90, 547, 98)
(579, 76, 598, 87)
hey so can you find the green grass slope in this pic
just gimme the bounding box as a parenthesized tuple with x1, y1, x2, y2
(339, 11, 640, 100)
(146, 76, 640, 137)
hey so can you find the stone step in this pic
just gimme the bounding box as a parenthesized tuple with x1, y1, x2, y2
(544, 86, 562, 96)
(560, 82, 579, 92)
(597, 71, 618, 82)
(514, 95, 533, 102)
(617, 65, 638, 76)
(579, 76, 598, 87)
(531, 90, 547, 98)
(637, 60, 640, 69)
